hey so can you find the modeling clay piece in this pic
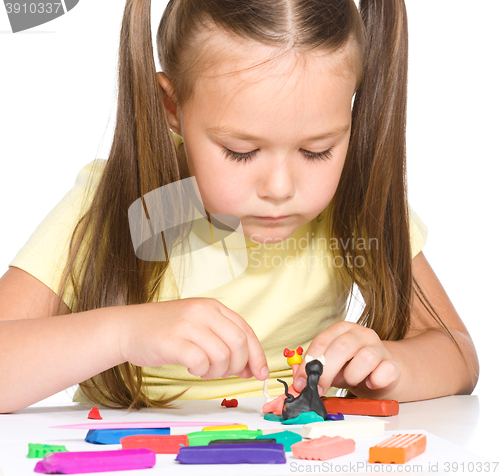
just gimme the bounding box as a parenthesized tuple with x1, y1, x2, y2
(51, 421, 238, 430)
(281, 411, 324, 425)
(221, 398, 238, 407)
(257, 431, 302, 451)
(264, 413, 284, 422)
(301, 418, 385, 439)
(327, 412, 344, 421)
(87, 407, 102, 420)
(85, 428, 170, 445)
(202, 424, 248, 431)
(291, 436, 355, 461)
(209, 438, 276, 445)
(27, 444, 68, 458)
(369, 434, 427, 464)
(121, 435, 188, 454)
(322, 397, 399, 416)
(277, 356, 328, 421)
(187, 429, 263, 446)
(34, 448, 156, 474)
(262, 393, 289, 415)
(262, 347, 302, 406)
(283, 347, 304, 369)
(175, 443, 286, 464)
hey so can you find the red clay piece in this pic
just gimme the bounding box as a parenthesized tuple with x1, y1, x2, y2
(369, 434, 426, 464)
(120, 435, 189, 454)
(87, 407, 102, 420)
(291, 436, 355, 461)
(221, 398, 238, 408)
(322, 397, 399, 416)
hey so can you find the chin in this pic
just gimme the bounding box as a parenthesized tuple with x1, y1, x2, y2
(245, 227, 295, 245)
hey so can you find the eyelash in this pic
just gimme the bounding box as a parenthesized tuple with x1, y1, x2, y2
(221, 146, 334, 163)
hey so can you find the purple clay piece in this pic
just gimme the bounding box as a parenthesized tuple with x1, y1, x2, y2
(208, 438, 277, 445)
(34, 448, 155, 474)
(327, 412, 344, 421)
(175, 443, 286, 464)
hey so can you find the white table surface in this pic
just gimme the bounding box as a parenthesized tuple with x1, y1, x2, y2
(0, 395, 498, 475)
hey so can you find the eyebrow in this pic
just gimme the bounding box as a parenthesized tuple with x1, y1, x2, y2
(207, 124, 350, 142)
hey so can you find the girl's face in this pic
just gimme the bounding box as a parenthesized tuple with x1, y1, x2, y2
(159, 41, 357, 244)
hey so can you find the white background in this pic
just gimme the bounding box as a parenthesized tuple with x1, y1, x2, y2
(0, 1, 498, 405)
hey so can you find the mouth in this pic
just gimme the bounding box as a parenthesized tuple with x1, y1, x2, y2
(251, 215, 291, 222)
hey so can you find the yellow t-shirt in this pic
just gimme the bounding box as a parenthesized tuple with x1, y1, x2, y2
(9, 132, 429, 402)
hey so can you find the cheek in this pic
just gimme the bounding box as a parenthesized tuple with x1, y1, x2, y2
(303, 157, 346, 211)
(326, 143, 349, 192)
(189, 154, 248, 213)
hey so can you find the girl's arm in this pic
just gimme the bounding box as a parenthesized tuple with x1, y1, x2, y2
(0, 267, 124, 413)
(292, 251, 479, 402)
(380, 251, 479, 401)
(0, 267, 268, 413)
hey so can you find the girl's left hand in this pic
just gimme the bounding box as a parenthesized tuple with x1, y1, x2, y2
(292, 321, 401, 398)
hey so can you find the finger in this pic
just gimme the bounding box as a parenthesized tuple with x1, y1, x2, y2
(292, 322, 358, 392)
(365, 359, 400, 390)
(294, 331, 365, 394)
(317, 333, 374, 393)
(217, 304, 268, 380)
(291, 360, 308, 393)
(341, 346, 384, 387)
(238, 367, 254, 379)
(330, 362, 348, 389)
(205, 317, 250, 378)
(168, 338, 210, 377)
(184, 325, 233, 379)
(318, 327, 384, 393)
(230, 362, 254, 379)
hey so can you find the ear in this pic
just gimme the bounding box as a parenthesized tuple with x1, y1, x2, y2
(156, 72, 181, 135)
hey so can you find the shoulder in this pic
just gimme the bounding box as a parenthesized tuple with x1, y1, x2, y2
(73, 159, 107, 190)
(408, 204, 429, 260)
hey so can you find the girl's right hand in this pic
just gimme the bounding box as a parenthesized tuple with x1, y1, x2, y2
(118, 297, 269, 381)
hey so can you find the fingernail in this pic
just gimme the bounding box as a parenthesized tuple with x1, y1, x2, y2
(260, 366, 269, 379)
(294, 377, 306, 391)
(317, 385, 324, 396)
(366, 379, 373, 389)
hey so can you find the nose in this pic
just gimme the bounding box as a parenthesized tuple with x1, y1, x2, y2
(256, 155, 296, 203)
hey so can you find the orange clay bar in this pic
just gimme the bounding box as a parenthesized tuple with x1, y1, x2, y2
(322, 397, 399, 416)
(369, 434, 427, 464)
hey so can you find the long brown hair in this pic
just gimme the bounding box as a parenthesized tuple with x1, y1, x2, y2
(58, 0, 463, 408)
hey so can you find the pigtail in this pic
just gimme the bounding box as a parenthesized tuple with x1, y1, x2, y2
(331, 0, 412, 340)
(60, 0, 188, 408)
(331, 0, 463, 356)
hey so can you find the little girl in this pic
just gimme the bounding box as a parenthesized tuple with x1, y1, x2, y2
(0, 0, 478, 413)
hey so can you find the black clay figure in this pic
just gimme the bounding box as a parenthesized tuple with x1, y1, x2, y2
(277, 358, 328, 420)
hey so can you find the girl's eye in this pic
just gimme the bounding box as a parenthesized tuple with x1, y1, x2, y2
(221, 147, 257, 162)
(301, 147, 334, 161)
(221, 146, 334, 163)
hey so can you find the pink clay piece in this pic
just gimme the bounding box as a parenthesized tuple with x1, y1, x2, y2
(262, 394, 286, 415)
(262, 385, 301, 415)
(291, 436, 355, 461)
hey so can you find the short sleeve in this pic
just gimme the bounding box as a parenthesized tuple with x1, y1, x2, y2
(408, 204, 429, 259)
(8, 160, 106, 307)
